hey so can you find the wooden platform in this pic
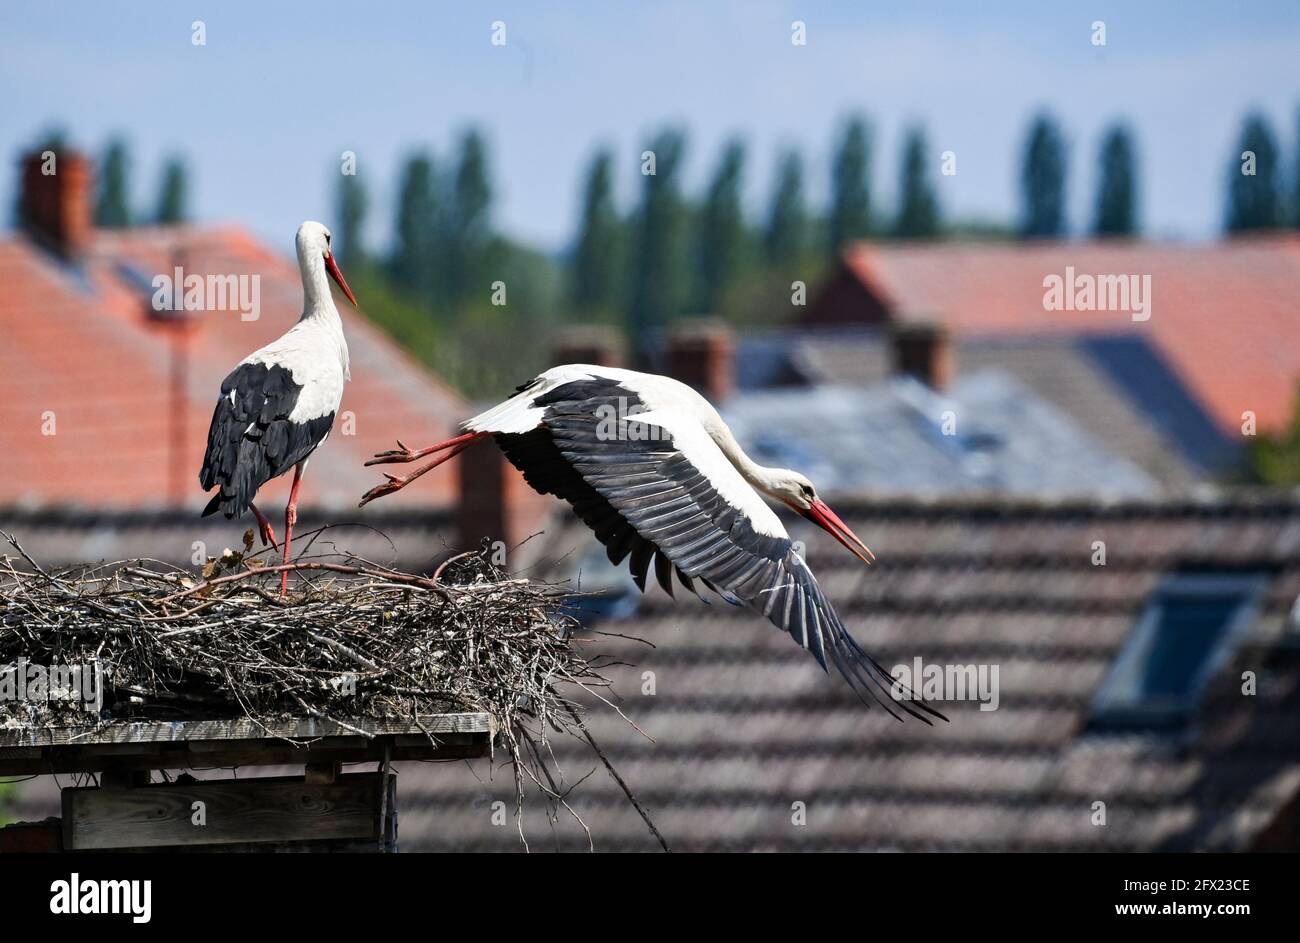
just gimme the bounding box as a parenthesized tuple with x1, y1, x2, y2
(0, 714, 495, 852)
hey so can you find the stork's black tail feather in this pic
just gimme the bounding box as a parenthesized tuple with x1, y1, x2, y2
(200, 490, 240, 520)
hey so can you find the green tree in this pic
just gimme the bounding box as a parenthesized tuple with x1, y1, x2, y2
(1093, 125, 1138, 237)
(1294, 106, 1300, 229)
(628, 130, 688, 353)
(764, 149, 806, 267)
(154, 156, 189, 224)
(893, 126, 940, 239)
(1226, 113, 1284, 233)
(335, 168, 368, 267)
(389, 152, 438, 300)
(571, 148, 621, 312)
(1019, 113, 1068, 238)
(828, 116, 871, 253)
(1250, 385, 1300, 484)
(442, 129, 494, 307)
(96, 138, 132, 228)
(694, 139, 747, 314)
(36, 129, 68, 153)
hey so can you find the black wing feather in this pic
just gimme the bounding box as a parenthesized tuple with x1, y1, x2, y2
(199, 363, 334, 519)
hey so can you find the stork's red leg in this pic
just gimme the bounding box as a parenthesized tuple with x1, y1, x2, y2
(280, 462, 304, 597)
(365, 430, 485, 466)
(359, 436, 482, 507)
(250, 503, 278, 551)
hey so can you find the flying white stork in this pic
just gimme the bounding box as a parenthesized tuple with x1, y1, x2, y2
(360, 364, 945, 722)
(199, 221, 357, 595)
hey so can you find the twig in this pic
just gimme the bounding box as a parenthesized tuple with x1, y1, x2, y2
(156, 560, 449, 604)
(561, 699, 670, 853)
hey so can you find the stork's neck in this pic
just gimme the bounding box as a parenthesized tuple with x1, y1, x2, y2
(295, 247, 350, 379)
(298, 249, 340, 323)
(699, 408, 786, 495)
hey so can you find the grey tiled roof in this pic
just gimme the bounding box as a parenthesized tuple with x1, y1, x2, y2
(9, 496, 1300, 851)
(788, 330, 1222, 487)
(0, 507, 458, 573)
(721, 371, 1159, 499)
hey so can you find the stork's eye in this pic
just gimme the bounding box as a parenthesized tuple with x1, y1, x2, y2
(800, 484, 814, 499)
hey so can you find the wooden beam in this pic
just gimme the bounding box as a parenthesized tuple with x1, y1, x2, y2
(61, 773, 393, 851)
(0, 713, 493, 749)
(0, 733, 489, 776)
(0, 715, 495, 775)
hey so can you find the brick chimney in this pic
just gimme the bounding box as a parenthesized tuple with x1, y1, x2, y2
(890, 321, 952, 391)
(666, 321, 735, 404)
(552, 324, 624, 368)
(456, 432, 550, 555)
(20, 148, 94, 260)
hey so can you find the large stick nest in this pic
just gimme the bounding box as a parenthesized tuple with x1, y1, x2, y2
(0, 529, 662, 849)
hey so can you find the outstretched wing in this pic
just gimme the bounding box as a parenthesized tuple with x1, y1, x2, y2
(199, 362, 334, 519)
(499, 375, 944, 723)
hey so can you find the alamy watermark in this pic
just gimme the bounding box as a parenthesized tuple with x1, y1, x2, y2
(50, 873, 151, 924)
(890, 657, 999, 711)
(594, 396, 670, 442)
(1, 658, 104, 713)
(152, 267, 261, 321)
(1042, 266, 1151, 322)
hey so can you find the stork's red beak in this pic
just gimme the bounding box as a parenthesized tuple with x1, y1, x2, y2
(804, 499, 876, 565)
(324, 252, 358, 307)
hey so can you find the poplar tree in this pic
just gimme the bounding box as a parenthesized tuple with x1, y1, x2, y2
(96, 138, 132, 228)
(1226, 113, 1284, 233)
(1019, 113, 1068, 238)
(1093, 125, 1138, 236)
(828, 117, 871, 252)
(628, 130, 687, 353)
(571, 148, 621, 311)
(695, 139, 747, 313)
(894, 126, 940, 239)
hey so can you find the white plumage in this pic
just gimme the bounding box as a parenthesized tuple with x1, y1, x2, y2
(465, 365, 786, 538)
(363, 363, 945, 722)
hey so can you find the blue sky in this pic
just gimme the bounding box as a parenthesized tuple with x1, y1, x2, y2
(2, 1, 1298, 254)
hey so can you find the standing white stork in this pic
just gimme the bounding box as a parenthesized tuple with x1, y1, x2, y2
(199, 221, 357, 595)
(360, 365, 945, 722)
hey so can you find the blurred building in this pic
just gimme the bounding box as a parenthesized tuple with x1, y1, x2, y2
(0, 149, 548, 566)
(786, 331, 1215, 488)
(2, 150, 466, 512)
(798, 239, 1300, 481)
(633, 322, 1177, 497)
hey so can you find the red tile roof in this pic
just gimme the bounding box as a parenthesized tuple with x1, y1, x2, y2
(0, 226, 467, 511)
(807, 238, 1300, 436)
